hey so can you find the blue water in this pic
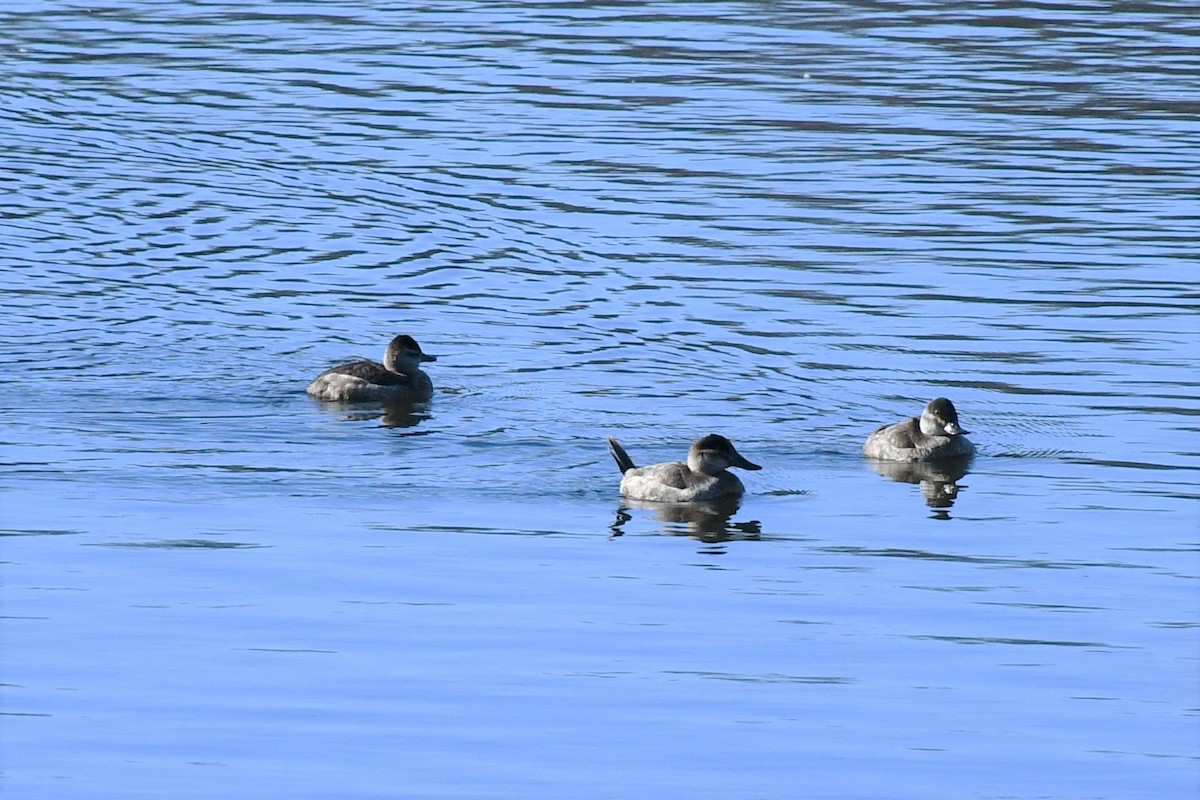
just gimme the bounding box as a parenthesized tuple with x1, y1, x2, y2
(3, 2, 1198, 798)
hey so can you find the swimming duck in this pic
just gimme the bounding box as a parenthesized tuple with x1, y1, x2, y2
(306, 334, 437, 403)
(863, 397, 974, 462)
(607, 434, 762, 502)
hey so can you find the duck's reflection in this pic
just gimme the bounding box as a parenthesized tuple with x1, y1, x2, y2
(866, 455, 972, 518)
(610, 495, 762, 543)
(311, 398, 430, 429)
(379, 400, 430, 429)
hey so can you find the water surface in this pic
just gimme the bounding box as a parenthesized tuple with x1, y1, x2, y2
(3, 2, 1198, 798)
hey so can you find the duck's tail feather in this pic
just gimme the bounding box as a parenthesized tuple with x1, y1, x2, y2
(607, 436, 636, 474)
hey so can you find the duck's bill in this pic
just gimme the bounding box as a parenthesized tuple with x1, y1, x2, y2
(421, 354, 438, 362)
(732, 453, 762, 471)
(944, 422, 966, 435)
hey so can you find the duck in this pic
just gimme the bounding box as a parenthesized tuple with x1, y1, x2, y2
(863, 397, 975, 462)
(306, 334, 437, 403)
(606, 434, 762, 502)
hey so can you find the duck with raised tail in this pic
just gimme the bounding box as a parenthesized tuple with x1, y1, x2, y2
(606, 434, 762, 502)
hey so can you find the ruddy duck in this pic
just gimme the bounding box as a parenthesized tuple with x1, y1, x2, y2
(606, 434, 762, 502)
(306, 334, 437, 403)
(863, 397, 974, 462)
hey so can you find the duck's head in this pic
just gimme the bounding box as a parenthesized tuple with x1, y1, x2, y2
(383, 334, 437, 374)
(920, 397, 968, 437)
(688, 434, 762, 476)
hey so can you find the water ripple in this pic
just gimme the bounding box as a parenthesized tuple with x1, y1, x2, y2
(2, 1, 1197, 495)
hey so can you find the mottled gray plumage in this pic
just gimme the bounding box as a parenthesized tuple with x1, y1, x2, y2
(607, 434, 761, 502)
(307, 334, 436, 403)
(863, 397, 974, 462)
